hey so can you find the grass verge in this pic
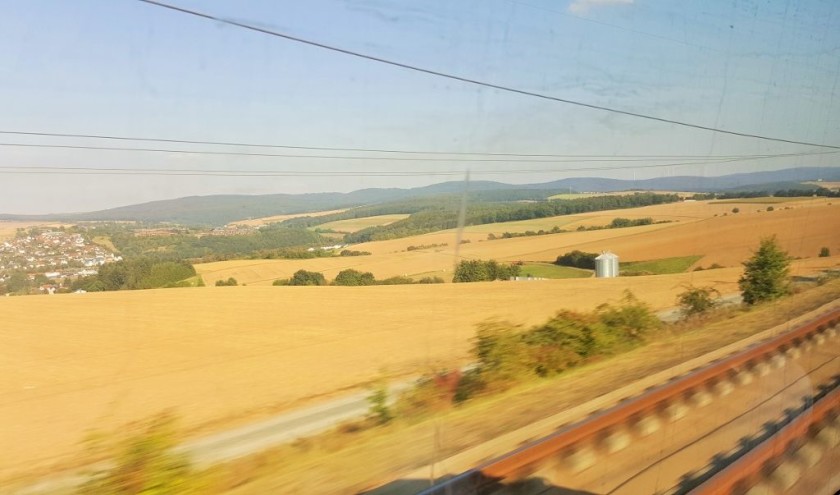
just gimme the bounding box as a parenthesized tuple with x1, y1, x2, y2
(519, 263, 592, 279)
(622, 255, 702, 275)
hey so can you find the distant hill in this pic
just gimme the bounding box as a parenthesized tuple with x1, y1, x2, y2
(2, 167, 837, 226)
(525, 167, 840, 192)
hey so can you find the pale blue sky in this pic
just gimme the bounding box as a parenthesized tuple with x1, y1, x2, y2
(1, 0, 839, 213)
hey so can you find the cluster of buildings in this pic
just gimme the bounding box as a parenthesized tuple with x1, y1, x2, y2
(0, 230, 122, 291)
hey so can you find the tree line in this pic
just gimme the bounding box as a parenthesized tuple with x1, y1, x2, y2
(271, 269, 445, 286)
(346, 193, 679, 243)
(72, 258, 198, 292)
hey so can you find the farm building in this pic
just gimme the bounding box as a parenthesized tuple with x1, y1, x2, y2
(595, 251, 619, 278)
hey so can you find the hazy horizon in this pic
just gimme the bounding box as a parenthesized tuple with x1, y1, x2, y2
(2, 1, 839, 214)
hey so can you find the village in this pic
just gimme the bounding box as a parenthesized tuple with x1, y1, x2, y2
(0, 229, 121, 293)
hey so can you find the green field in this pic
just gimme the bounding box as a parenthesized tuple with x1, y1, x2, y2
(621, 255, 703, 275)
(713, 197, 806, 204)
(314, 214, 410, 233)
(519, 263, 593, 279)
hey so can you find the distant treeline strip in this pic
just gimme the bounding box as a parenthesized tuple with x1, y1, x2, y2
(343, 193, 680, 243)
(93, 224, 327, 262)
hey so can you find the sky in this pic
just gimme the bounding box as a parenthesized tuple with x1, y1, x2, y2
(0, 0, 839, 214)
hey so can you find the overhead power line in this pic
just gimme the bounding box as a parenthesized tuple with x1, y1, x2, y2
(138, 0, 840, 150)
(2, 153, 835, 177)
(2, 141, 834, 164)
(0, 130, 817, 160)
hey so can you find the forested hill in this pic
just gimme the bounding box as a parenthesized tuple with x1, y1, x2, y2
(1, 167, 837, 225)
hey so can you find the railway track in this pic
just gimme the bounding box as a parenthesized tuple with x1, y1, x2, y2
(413, 308, 840, 495)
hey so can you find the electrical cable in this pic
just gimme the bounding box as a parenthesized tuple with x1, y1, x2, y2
(137, 0, 840, 150)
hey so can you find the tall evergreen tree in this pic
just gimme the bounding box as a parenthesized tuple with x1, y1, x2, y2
(739, 236, 791, 305)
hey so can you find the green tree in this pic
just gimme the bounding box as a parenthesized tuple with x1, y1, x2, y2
(334, 269, 376, 286)
(677, 285, 720, 317)
(739, 236, 791, 305)
(555, 250, 598, 269)
(289, 269, 327, 286)
(453, 259, 519, 282)
(215, 277, 237, 286)
(6, 272, 30, 293)
(453, 260, 489, 283)
(819, 247, 830, 257)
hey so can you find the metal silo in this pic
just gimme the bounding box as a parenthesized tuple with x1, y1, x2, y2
(595, 251, 619, 278)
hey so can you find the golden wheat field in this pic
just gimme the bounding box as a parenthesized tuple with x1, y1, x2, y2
(0, 267, 781, 480)
(196, 199, 839, 286)
(315, 214, 410, 233)
(2, 198, 838, 481)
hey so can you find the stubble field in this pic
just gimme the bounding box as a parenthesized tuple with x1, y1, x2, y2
(196, 199, 839, 285)
(2, 197, 838, 482)
(0, 265, 792, 481)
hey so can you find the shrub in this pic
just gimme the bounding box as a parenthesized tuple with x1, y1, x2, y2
(334, 269, 376, 286)
(609, 217, 652, 228)
(819, 247, 830, 257)
(366, 383, 393, 425)
(472, 321, 531, 380)
(453, 259, 519, 282)
(288, 270, 327, 286)
(339, 249, 371, 257)
(732, 207, 740, 213)
(677, 285, 721, 317)
(215, 277, 238, 286)
(378, 276, 415, 285)
(596, 290, 660, 339)
(79, 413, 193, 495)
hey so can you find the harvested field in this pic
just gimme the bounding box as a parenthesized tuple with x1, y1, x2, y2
(0, 267, 764, 480)
(713, 196, 807, 204)
(195, 200, 839, 285)
(316, 214, 409, 233)
(523, 200, 840, 267)
(226, 209, 347, 227)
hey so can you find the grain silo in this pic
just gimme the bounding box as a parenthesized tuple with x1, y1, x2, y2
(595, 251, 619, 278)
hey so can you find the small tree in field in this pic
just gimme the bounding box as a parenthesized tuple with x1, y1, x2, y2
(819, 247, 830, 257)
(677, 285, 720, 317)
(739, 236, 791, 305)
